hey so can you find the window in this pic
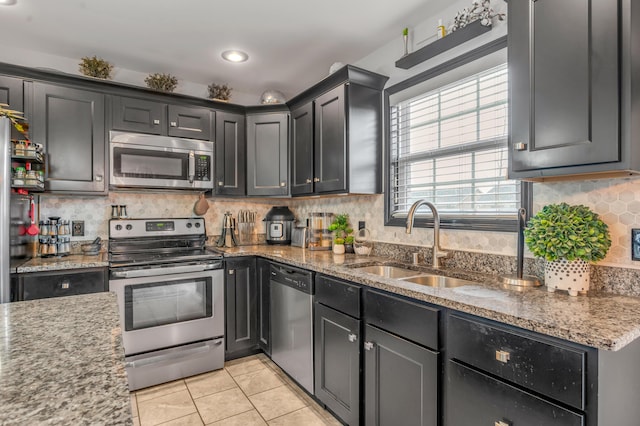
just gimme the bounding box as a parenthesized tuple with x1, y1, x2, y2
(386, 47, 528, 232)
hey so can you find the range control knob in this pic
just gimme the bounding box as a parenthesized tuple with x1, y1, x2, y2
(115, 224, 122, 231)
(195, 222, 201, 228)
(186, 223, 193, 228)
(126, 224, 133, 230)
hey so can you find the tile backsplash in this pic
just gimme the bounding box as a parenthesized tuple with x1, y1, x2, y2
(40, 174, 640, 270)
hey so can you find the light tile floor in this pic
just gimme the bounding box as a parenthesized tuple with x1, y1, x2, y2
(130, 353, 342, 426)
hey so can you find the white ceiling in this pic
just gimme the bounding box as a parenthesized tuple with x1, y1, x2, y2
(0, 0, 450, 103)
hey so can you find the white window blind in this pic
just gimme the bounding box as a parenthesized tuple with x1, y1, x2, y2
(389, 63, 519, 221)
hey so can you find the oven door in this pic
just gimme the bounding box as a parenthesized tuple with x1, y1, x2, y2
(109, 268, 223, 355)
(110, 139, 212, 190)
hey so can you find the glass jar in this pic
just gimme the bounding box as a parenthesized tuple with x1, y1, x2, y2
(13, 140, 25, 156)
(39, 221, 49, 237)
(308, 213, 334, 251)
(12, 167, 25, 186)
(47, 237, 57, 256)
(25, 170, 39, 186)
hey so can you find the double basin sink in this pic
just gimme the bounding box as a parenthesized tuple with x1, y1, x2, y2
(350, 264, 476, 288)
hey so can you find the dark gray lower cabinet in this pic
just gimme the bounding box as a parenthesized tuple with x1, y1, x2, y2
(256, 258, 271, 355)
(446, 360, 584, 426)
(364, 324, 438, 426)
(18, 268, 107, 301)
(314, 302, 360, 425)
(224, 257, 258, 359)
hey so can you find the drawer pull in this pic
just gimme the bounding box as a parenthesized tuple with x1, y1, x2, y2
(364, 341, 374, 351)
(495, 350, 511, 363)
(495, 421, 511, 426)
(60, 280, 70, 290)
(348, 334, 357, 343)
(228, 270, 234, 275)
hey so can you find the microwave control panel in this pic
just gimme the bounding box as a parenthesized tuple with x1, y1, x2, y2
(195, 155, 211, 181)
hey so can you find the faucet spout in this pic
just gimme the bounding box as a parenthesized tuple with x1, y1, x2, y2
(405, 200, 449, 268)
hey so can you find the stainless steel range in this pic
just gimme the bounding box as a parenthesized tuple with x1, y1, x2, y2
(108, 217, 224, 391)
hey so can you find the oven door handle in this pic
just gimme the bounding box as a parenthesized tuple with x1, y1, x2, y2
(111, 262, 222, 279)
(125, 339, 223, 369)
(188, 150, 195, 183)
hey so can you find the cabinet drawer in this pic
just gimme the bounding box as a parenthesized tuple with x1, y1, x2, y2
(364, 289, 439, 349)
(21, 268, 107, 301)
(448, 314, 586, 410)
(315, 274, 361, 318)
(446, 360, 584, 426)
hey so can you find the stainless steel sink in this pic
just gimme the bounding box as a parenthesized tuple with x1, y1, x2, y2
(351, 265, 423, 279)
(401, 274, 475, 288)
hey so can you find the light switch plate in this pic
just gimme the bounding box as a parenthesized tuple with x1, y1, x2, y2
(632, 229, 640, 261)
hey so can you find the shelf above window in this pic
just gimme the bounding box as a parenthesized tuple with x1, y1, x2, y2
(395, 20, 492, 70)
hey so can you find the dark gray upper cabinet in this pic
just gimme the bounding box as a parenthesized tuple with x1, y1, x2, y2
(287, 65, 388, 195)
(0, 75, 24, 140)
(29, 82, 106, 193)
(508, 0, 640, 180)
(215, 111, 246, 196)
(290, 102, 314, 195)
(112, 96, 212, 141)
(246, 112, 288, 196)
(224, 257, 258, 359)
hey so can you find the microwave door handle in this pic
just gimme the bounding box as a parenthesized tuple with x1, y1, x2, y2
(188, 151, 195, 183)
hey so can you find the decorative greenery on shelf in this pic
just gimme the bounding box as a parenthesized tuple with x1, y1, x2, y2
(207, 83, 232, 101)
(78, 56, 113, 79)
(145, 73, 178, 92)
(449, 0, 505, 33)
(524, 203, 611, 262)
(328, 213, 353, 244)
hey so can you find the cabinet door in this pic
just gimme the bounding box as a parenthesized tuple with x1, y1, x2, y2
(314, 85, 347, 193)
(215, 111, 246, 195)
(364, 324, 438, 426)
(290, 102, 314, 195)
(256, 258, 271, 355)
(314, 303, 361, 426)
(112, 96, 165, 135)
(445, 360, 584, 426)
(31, 82, 106, 193)
(509, 0, 619, 174)
(0, 75, 24, 140)
(225, 257, 257, 357)
(246, 113, 288, 196)
(167, 104, 212, 141)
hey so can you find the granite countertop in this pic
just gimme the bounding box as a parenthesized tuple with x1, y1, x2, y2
(0, 292, 131, 424)
(16, 252, 108, 273)
(217, 245, 640, 351)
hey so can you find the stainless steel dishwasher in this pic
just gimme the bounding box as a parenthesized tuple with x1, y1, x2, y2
(270, 262, 314, 393)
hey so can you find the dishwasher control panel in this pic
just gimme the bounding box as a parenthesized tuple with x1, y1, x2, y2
(270, 263, 314, 294)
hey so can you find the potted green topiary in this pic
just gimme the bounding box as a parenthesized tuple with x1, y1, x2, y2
(328, 213, 353, 255)
(524, 203, 611, 296)
(344, 234, 355, 253)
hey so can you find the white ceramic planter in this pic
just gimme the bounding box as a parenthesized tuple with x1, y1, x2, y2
(332, 244, 345, 255)
(545, 259, 590, 296)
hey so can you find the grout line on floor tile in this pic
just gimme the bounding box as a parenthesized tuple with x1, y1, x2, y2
(225, 367, 272, 424)
(183, 376, 207, 426)
(134, 379, 187, 403)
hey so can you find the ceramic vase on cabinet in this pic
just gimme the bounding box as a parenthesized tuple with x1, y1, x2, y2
(545, 259, 590, 296)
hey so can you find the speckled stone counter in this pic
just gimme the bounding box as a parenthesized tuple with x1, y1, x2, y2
(215, 245, 640, 351)
(16, 252, 108, 273)
(0, 292, 132, 425)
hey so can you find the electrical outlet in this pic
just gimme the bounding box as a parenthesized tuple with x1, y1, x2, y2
(359, 221, 366, 230)
(72, 221, 85, 237)
(632, 229, 640, 261)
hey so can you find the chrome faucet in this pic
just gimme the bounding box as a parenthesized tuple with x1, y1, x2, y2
(406, 200, 449, 269)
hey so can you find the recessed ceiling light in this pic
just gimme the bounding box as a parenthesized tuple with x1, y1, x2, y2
(221, 50, 249, 63)
(0, 0, 17, 5)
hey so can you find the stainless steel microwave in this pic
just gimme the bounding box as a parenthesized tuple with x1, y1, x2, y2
(109, 131, 213, 190)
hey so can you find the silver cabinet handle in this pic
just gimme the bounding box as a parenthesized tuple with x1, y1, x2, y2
(364, 341, 374, 351)
(513, 142, 527, 151)
(306, 178, 312, 184)
(95, 174, 103, 182)
(280, 181, 286, 187)
(170, 121, 177, 127)
(60, 280, 70, 290)
(495, 350, 511, 363)
(218, 181, 224, 186)
(495, 421, 511, 426)
(153, 119, 160, 125)
(348, 334, 357, 343)
(228, 269, 235, 275)
(313, 177, 320, 182)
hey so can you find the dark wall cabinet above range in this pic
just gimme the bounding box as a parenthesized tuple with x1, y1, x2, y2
(246, 111, 289, 196)
(111, 95, 213, 141)
(508, 0, 640, 180)
(27, 81, 107, 193)
(288, 65, 388, 196)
